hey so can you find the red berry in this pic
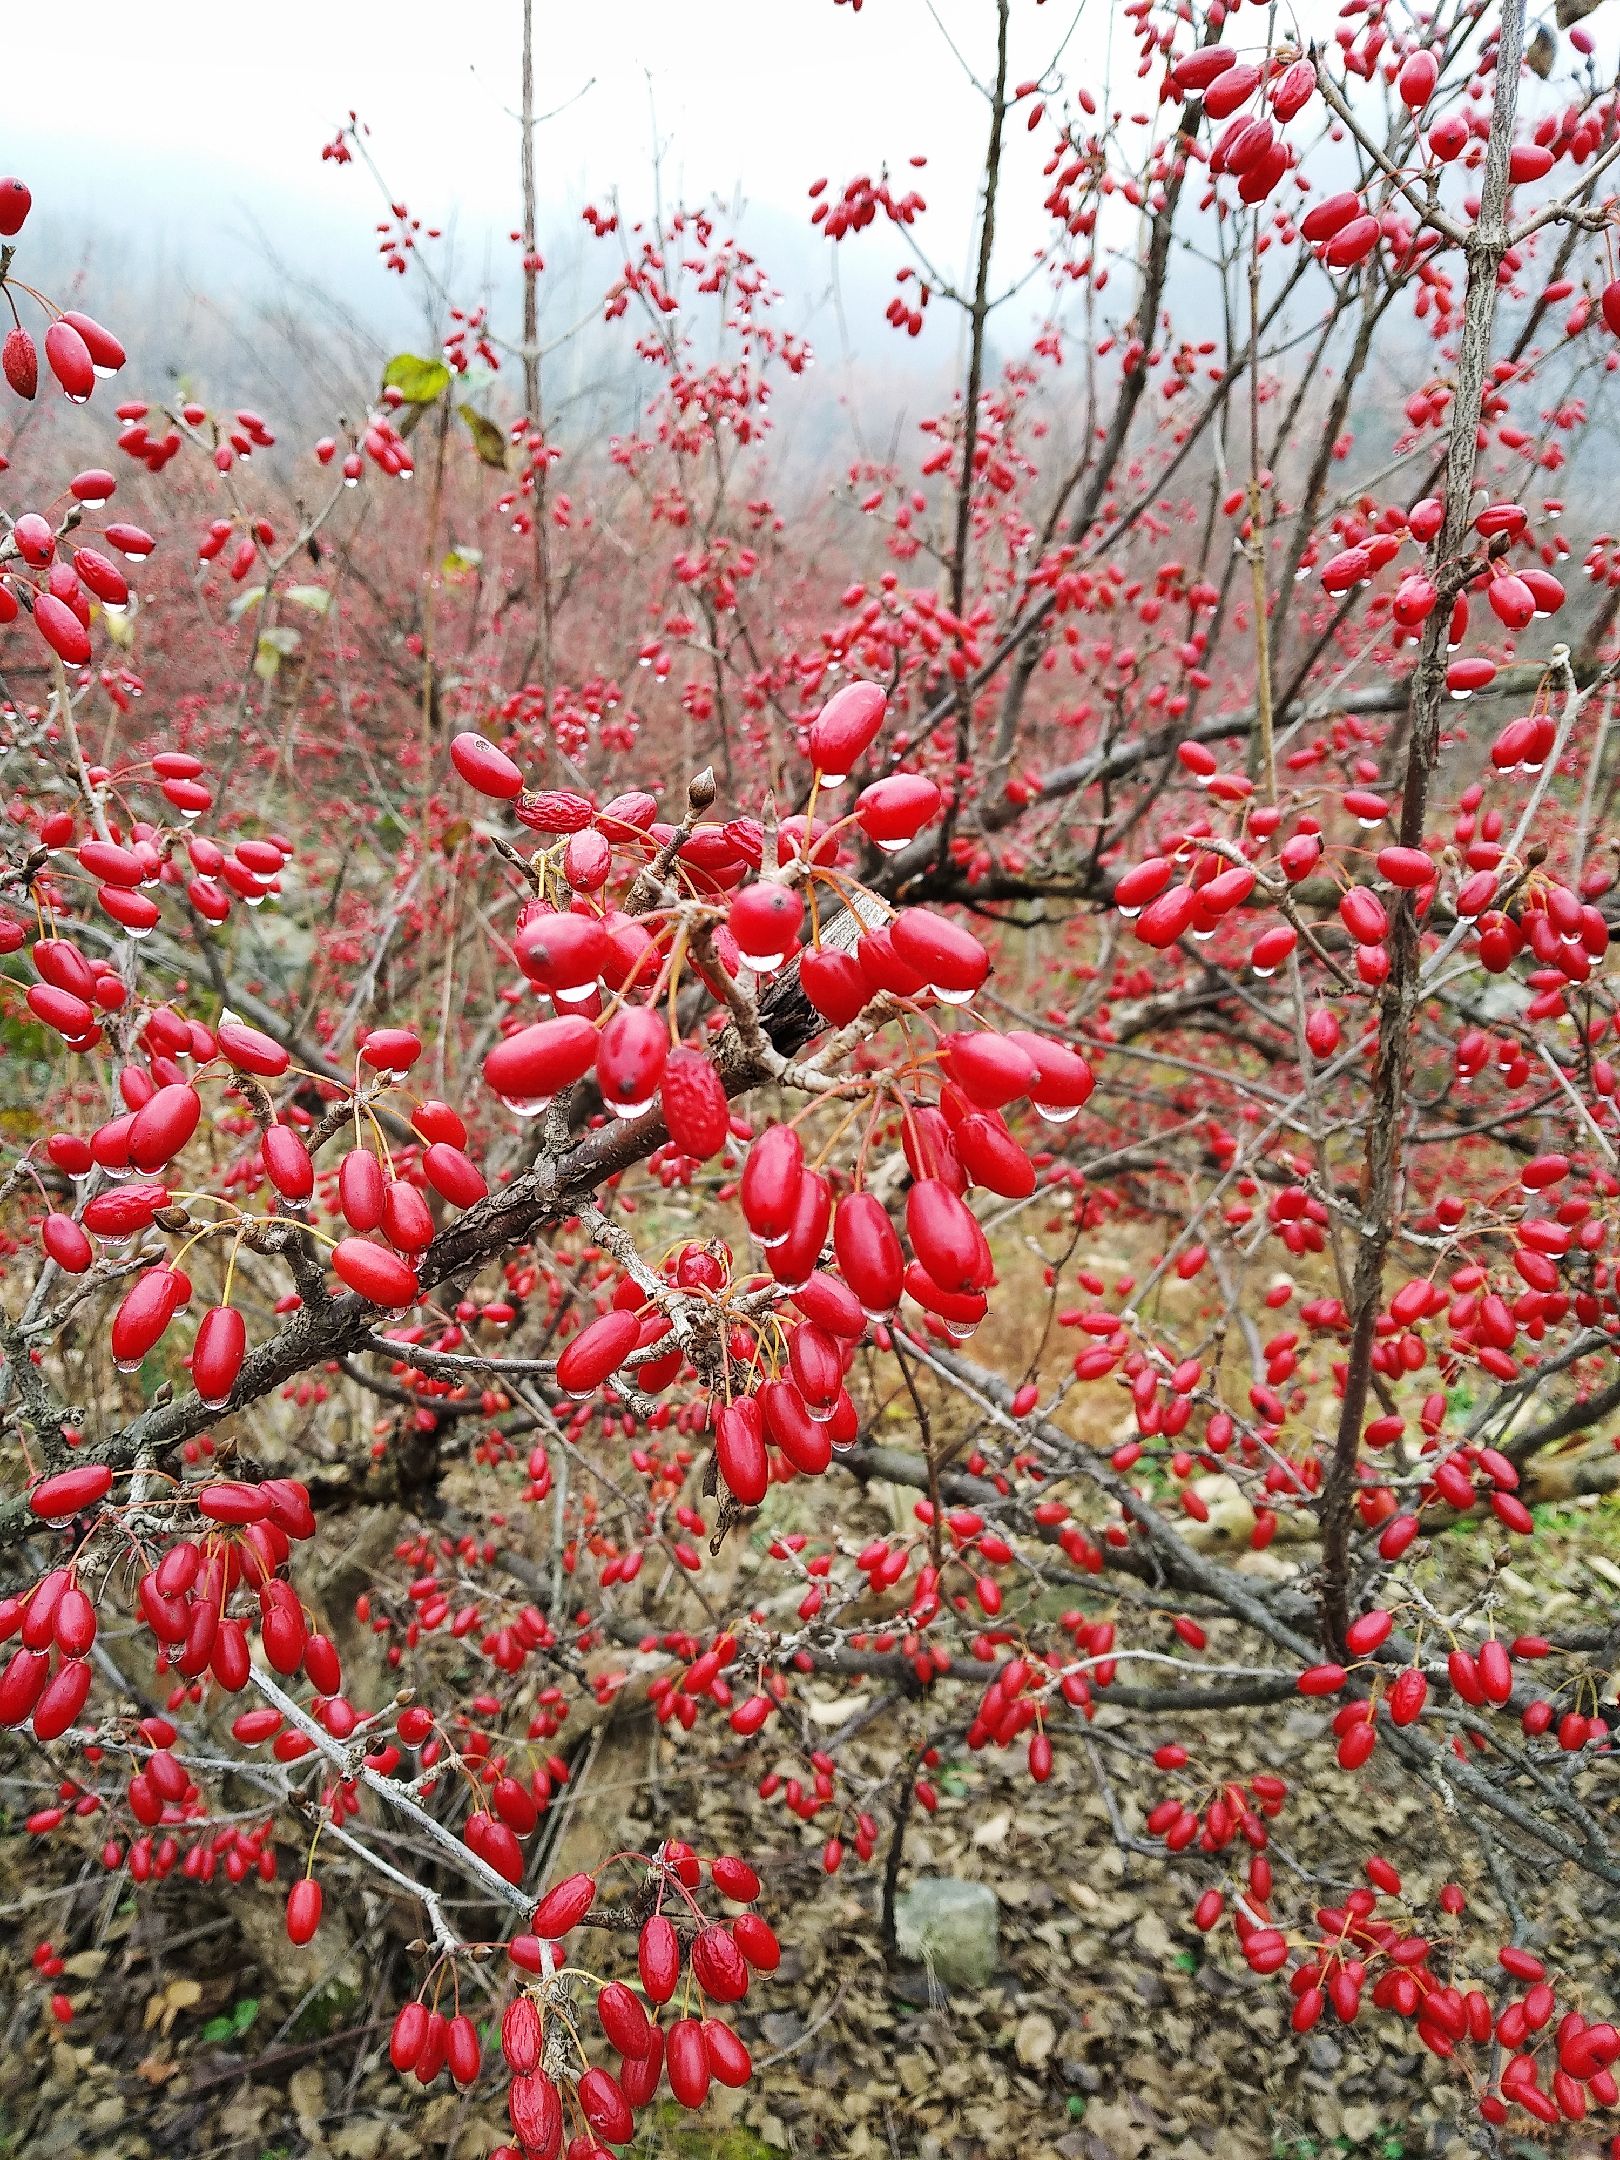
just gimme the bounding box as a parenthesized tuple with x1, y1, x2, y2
(3, 325, 38, 400)
(450, 731, 524, 799)
(0, 177, 31, 236)
(27, 1464, 111, 1520)
(532, 1869, 596, 1937)
(44, 320, 95, 402)
(285, 1878, 323, 1945)
(660, 1046, 731, 1158)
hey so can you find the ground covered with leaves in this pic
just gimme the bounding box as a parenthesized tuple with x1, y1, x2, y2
(5, 1475, 1619, 2160)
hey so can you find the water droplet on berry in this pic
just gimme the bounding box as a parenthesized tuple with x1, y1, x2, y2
(500, 1095, 551, 1119)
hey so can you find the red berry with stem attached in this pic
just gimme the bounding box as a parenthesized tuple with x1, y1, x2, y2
(44, 320, 95, 402)
(111, 1268, 186, 1369)
(555, 1310, 641, 1397)
(484, 1016, 599, 1114)
(59, 312, 124, 372)
(799, 945, 868, 1024)
(703, 2017, 753, 2086)
(889, 907, 989, 1002)
(40, 1214, 92, 1274)
(806, 681, 885, 782)
(390, 2002, 429, 2072)
(446, 2014, 481, 2087)
(598, 1979, 655, 2057)
(33, 593, 92, 665)
(666, 2017, 711, 2108)
(331, 1239, 418, 1308)
(193, 1307, 247, 1410)
(128, 1082, 201, 1171)
(31, 1656, 92, 1740)
(217, 1017, 290, 1077)
(532, 1870, 596, 1937)
(29, 1463, 112, 1520)
(639, 1912, 680, 2003)
(451, 731, 524, 799)
(262, 1124, 314, 1201)
(285, 1878, 323, 1945)
(741, 1122, 805, 1244)
(339, 1149, 387, 1232)
(716, 1397, 769, 1507)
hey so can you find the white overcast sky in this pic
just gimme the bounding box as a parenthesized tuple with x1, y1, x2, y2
(5, 0, 1604, 401)
(8, 2, 1125, 313)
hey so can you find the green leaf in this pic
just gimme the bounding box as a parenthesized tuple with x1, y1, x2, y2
(199, 1995, 260, 2044)
(284, 584, 330, 616)
(443, 544, 483, 577)
(228, 585, 266, 622)
(458, 403, 508, 469)
(383, 352, 451, 404)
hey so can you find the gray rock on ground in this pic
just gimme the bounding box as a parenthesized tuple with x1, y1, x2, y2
(894, 1877, 1000, 1988)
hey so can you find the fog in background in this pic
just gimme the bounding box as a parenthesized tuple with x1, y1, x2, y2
(6, 1, 1614, 498)
(5, 1, 1143, 430)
